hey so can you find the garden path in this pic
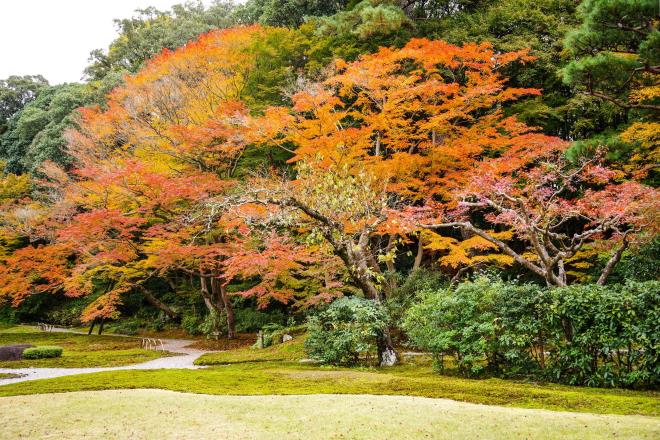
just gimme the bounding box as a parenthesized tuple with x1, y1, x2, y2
(0, 327, 212, 385)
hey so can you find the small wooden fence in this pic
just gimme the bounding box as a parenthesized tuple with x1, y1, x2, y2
(141, 338, 166, 351)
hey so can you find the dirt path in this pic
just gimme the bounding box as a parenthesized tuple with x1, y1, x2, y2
(0, 328, 212, 385)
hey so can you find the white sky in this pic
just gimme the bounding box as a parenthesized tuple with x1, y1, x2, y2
(0, 0, 225, 85)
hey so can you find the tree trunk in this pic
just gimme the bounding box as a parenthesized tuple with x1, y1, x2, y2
(215, 278, 236, 339)
(412, 235, 424, 271)
(220, 284, 236, 339)
(87, 319, 96, 335)
(97, 318, 105, 335)
(139, 286, 180, 322)
(597, 237, 629, 285)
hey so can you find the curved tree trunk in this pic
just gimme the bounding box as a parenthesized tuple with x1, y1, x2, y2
(139, 286, 180, 322)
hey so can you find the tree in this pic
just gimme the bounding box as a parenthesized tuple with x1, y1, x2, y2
(423, 149, 658, 286)
(84, 1, 236, 81)
(561, 0, 659, 184)
(241, 37, 559, 363)
(0, 75, 49, 134)
(0, 83, 92, 174)
(234, 0, 350, 28)
(563, 0, 659, 113)
(15, 26, 318, 335)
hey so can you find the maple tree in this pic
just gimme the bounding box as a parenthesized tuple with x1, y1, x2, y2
(422, 148, 659, 286)
(235, 37, 571, 363)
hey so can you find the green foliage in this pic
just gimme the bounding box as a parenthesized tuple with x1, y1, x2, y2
(85, 2, 236, 81)
(0, 75, 48, 134)
(0, 83, 92, 173)
(313, 1, 411, 41)
(607, 238, 660, 283)
(234, 0, 350, 28)
(22, 346, 63, 359)
(387, 268, 447, 326)
(181, 314, 202, 335)
(235, 307, 286, 332)
(403, 278, 498, 376)
(403, 279, 660, 388)
(305, 297, 387, 365)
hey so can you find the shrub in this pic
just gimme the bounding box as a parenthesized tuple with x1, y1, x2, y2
(22, 346, 63, 359)
(181, 314, 202, 336)
(403, 279, 659, 389)
(305, 297, 387, 366)
(112, 320, 141, 336)
(234, 308, 286, 333)
(402, 278, 498, 375)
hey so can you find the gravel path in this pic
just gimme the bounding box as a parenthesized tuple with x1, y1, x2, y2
(0, 329, 212, 385)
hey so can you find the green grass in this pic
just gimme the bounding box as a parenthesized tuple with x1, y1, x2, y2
(195, 338, 306, 364)
(2, 390, 658, 440)
(1, 361, 657, 415)
(0, 326, 171, 368)
(0, 373, 20, 379)
(1, 332, 658, 417)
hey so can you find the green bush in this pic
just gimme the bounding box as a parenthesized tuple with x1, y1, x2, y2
(402, 278, 498, 376)
(23, 346, 63, 359)
(181, 314, 202, 336)
(234, 308, 286, 333)
(305, 297, 387, 366)
(403, 279, 659, 388)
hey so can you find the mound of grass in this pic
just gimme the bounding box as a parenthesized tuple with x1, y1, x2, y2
(195, 338, 306, 365)
(0, 326, 171, 368)
(1, 362, 658, 416)
(2, 390, 658, 439)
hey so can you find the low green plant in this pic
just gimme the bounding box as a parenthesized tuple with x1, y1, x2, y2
(181, 314, 202, 336)
(305, 297, 387, 366)
(22, 346, 63, 359)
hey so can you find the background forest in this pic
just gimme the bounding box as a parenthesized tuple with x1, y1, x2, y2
(0, 0, 658, 389)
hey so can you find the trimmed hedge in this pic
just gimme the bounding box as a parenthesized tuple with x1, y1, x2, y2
(403, 279, 659, 389)
(22, 346, 63, 360)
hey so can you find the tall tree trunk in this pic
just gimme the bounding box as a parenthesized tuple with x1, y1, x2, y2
(412, 235, 424, 271)
(139, 286, 179, 322)
(219, 282, 236, 339)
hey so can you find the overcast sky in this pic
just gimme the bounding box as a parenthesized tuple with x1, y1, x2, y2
(0, 0, 225, 85)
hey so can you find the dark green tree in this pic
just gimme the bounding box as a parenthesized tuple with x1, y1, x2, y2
(84, 1, 236, 81)
(234, 0, 350, 27)
(0, 84, 91, 174)
(0, 75, 49, 135)
(563, 0, 659, 112)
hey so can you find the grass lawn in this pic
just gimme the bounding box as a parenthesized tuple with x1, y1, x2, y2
(1, 338, 658, 417)
(1, 389, 658, 439)
(0, 326, 172, 368)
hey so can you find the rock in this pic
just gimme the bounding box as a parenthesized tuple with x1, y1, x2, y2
(299, 358, 321, 364)
(0, 344, 34, 361)
(282, 334, 293, 342)
(380, 348, 397, 367)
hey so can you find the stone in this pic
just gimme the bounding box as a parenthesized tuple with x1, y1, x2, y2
(0, 344, 34, 361)
(380, 348, 397, 367)
(281, 334, 293, 342)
